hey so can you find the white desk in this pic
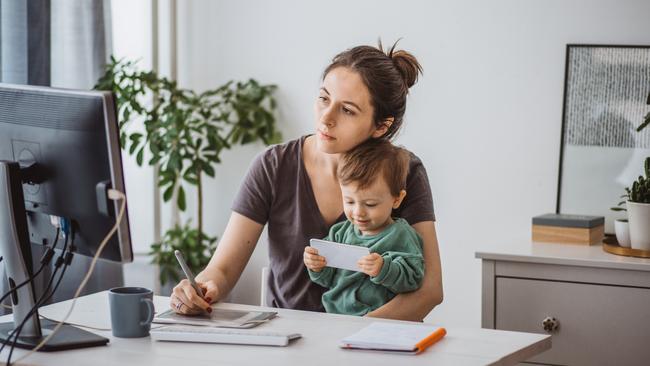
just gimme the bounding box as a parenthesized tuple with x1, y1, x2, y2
(0, 291, 550, 366)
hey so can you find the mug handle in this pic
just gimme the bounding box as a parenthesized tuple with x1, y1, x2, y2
(140, 298, 155, 326)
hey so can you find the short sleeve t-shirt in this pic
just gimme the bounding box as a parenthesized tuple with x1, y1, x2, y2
(231, 135, 435, 312)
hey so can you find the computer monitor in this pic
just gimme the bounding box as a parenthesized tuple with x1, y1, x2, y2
(0, 83, 133, 351)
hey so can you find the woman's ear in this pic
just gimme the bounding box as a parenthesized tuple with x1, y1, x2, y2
(372, 117, 394, 138)
(392, 190, 407, 209)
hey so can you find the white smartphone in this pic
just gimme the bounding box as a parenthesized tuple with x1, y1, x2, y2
(309, 239, 370, 272)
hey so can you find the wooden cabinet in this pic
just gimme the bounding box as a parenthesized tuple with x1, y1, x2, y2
(478, 243, 650, 366)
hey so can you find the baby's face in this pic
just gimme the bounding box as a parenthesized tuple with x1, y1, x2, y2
(340, 179, 404, 236)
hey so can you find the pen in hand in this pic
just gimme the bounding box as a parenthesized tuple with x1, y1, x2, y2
(174, 250, 210, 313)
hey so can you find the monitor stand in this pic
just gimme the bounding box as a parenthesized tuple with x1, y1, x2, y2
(0, 319, 108, 351)
(0, 161, 109, 351)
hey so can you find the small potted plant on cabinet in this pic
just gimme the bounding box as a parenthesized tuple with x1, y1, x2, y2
(626, 157, 650, 250)
(610, 195, 631, 248)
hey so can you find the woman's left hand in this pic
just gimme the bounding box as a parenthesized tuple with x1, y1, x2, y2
(358, 253, 383, 277)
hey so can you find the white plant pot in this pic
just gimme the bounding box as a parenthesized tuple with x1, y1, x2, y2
(627, 201, 650, 250)
(614, 219, 631, 248)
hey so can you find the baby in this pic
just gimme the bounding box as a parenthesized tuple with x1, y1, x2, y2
(303, 140, 424, 316)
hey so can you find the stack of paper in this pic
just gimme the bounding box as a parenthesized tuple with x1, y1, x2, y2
(340, 322, 446, 355)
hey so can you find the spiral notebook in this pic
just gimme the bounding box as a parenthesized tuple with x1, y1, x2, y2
(153, 308, 277, 329)
(340, 322, 447, 355)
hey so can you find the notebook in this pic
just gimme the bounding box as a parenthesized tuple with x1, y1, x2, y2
(340, 322, 447, 355)
(153, 308, 277, 329)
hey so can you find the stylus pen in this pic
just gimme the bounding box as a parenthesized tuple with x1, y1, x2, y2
(174, 250, 205, 298)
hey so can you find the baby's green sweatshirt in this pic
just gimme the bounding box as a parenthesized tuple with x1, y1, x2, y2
(308, 218, 424, 316)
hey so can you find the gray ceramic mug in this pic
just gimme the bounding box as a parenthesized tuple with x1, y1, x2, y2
(108, 287, 155, 338)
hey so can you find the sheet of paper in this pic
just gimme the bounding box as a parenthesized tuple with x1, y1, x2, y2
(309, 239, 370, 272)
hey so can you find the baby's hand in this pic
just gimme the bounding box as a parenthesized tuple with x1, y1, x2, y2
(358, 253, 384, 277)
(304, 246, 327, 272)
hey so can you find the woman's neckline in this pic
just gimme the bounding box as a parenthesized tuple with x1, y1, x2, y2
(302, 134, 340, 176)
(299, 134, 347, 228)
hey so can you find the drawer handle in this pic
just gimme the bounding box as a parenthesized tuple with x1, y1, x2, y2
(542, 317, 559, 333)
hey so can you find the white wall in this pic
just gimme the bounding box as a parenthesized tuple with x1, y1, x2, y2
(115, 0, 650, 327)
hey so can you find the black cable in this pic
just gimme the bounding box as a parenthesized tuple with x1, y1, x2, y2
(5, 227, 74, 366)
(6, 254, 72, 365)
(22, 229, 74, 312)
(3, 247, 68, 366)
(0, 257, 64, 357)
(2, 230, 70, 364)
(2, 231, 68, 349)
(0, 228, 60, 308)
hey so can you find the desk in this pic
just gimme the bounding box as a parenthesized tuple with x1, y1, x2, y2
(0, 291, 550, 366)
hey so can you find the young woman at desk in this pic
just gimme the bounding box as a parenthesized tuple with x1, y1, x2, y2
(170, 42, 443, 321)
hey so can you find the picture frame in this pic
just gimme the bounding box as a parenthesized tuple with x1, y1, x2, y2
(556, 44, 650, 234)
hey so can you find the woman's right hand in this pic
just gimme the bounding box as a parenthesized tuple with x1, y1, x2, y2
(170, 279, 219, 315)
(303, 246, 327, 272)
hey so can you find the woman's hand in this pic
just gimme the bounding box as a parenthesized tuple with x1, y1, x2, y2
(303, 246, 327, 272)
(358, 253, 384, 277)
(170, 279, 219, 315)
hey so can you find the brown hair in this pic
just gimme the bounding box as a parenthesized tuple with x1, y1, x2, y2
(338, 139, 410, 197)
(322, 40, 423, 140)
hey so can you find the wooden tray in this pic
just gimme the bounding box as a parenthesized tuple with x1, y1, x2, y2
(602, 235, 650, 258)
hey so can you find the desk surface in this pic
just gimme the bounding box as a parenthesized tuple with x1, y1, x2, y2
(0, 291, 550, 366)
(476, 240, 650, 271)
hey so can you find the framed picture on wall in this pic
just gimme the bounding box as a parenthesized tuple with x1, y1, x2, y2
(557, 44, 650, 234)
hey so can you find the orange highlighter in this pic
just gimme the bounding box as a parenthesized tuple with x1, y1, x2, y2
(415, 327, 447, 354)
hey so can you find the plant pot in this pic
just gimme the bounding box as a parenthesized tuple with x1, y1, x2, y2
(614, 219, 631, 248)
(627, 201, 650, 250)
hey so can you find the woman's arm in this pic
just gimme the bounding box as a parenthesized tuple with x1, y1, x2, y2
(171, 212, 263, 313)
(197, 212, 264, 299)
(366, 221, 443, 321)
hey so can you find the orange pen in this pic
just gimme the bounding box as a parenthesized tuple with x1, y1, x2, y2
(415, 327, 447, 354)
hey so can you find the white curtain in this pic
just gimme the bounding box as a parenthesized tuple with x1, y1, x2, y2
(51, 0, 113, 89)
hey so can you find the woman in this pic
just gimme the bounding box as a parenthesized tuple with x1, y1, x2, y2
(170, 42, 443, 321)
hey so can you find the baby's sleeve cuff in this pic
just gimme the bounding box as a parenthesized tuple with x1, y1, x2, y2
(370, 255, 392, 284)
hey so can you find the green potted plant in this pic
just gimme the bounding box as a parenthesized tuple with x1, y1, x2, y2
(626, 157, 650, 250)
(612, 91, 650, 249)
(610, 188, 631, 248)
(95, 57, 281, 290)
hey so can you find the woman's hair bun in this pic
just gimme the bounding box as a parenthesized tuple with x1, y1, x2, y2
(380, 39, 422, 89)
(390, 49, 422, 88)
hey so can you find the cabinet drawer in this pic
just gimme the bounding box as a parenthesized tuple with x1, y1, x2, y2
(496, 277, 650, 366)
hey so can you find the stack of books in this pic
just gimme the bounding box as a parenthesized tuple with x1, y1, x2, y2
(532, 213, 605, 245)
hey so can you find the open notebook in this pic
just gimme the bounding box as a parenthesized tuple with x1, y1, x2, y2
(154, 308, 277, 329)
(340, 322, 447, 355)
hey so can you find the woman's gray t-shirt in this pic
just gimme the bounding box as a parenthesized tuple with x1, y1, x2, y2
(231, 135, 435, 312)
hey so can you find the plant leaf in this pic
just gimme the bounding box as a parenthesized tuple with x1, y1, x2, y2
(163, 183, 174, 202)
(136, 147, 144, 166)
(177, 185, 186, 211)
